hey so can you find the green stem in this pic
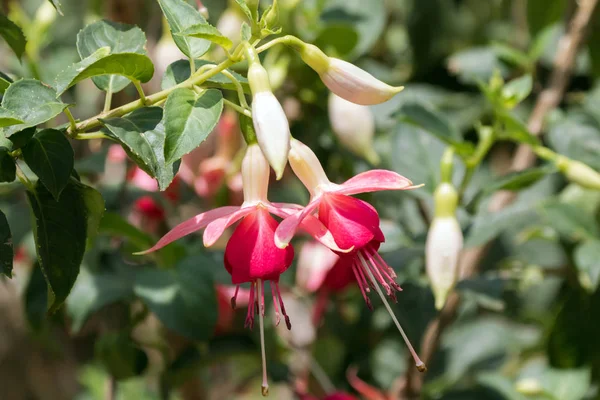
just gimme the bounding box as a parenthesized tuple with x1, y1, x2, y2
(459, 126, 495, 198)
(103, 89, 113, 113)
(189, 56, 196, 74)
(133, 80, 147, 105)
(75, 131, 114, 140)
(440, 147, 455, 183)
(223, 98, 252, 117)
(64, 108, 78, 134)
(15, 164, 34, 191)
(255, 35, 298, 53)
(532, 145, 558, 162)
(220, 69, 250, 109)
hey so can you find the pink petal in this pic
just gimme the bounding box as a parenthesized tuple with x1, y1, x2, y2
(273, 199, 322, 249)
(296, 241, 340, 292)
(203, 206, 256, 247)
(335, 169, 415, 196)
(135, 206, 239, 255)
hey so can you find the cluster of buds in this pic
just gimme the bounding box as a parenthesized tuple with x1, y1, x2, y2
(142, 37, 425, 396)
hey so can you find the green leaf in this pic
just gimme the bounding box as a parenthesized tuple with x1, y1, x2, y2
(76, 20, 148, 93)
(7, 126, 35, 149)
(0, 209, 13, 278)
(55, 47, 154, 96)
(163, 88, 223, 164)
(497, 110, 541, 146)
(24, 263, 49, 332)
(100, 107, 177, 190)
(81, 184, 104, 250)
(0, 108, 23, 128)
(67, 266, 135, 333)
(1, 79, 68, 136)
(95, 332, 148, 380)
(548, 120, 600, 170)
(46, 0, 64, 16)
(161, 59, 249, 92)
(574, 239, 600, 292)
(234, 0, 254, 21)
(0, 75, 10, 94)
(26, 179, 90, 313)
(0, 146, 16, 182)
(178, 23, 233, 50)
(134, 254, 217, 341)
(483, 165, 556, 193)
(157, 0, 212, 59)
(395, 102, 472, 155)
(466, 203, 536, 247)
(538, 200, 599, 241)
(0, 13, 26, 59)
(527, 0, 566, 36)
(501, 75, 533, 108)
(22, 129, 74, 201)
(241, 22, 251, 41)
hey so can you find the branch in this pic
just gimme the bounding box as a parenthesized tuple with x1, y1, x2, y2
(401, 0, 600, 396)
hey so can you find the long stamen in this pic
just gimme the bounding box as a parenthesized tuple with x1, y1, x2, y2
(352, 263, 372, 310)
(245, 283, 256, 329)
(358, 253, 426, 372)
(257, 279, 269, 396)
(369, 246, 397, 279)
(274, 282, 291, 330)
(231, 285, 240, 309)
(270, 281, 281, 326)
(362, 251, 391, 295)
(365, 249, 402, 292)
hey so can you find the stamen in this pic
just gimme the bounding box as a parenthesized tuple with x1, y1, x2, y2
(364, 249, 401, 293)
(245, 282, 256, 329)
(231, 285, 240, 309)
(358, 253, 426, 372)
(352, 263, 372, 310)
(362, 252, 391, 295)
(354, 260, 371, 294)
(274, 282, 292, 330)
(260, 280, 266, 316)
(369, 246, 399, 282)
(270, 281, 281, 326)
(257, 279, 270, 396)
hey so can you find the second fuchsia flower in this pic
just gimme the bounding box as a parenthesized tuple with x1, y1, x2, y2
(276, 138, 427, 371)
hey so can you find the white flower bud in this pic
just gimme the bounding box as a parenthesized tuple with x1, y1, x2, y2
(328, 93, 380, 164)
(558, 158, 600, 190)
(288, 138, 332, 196)
(426, 183, 462, 310)
(241, 144, 270, 204)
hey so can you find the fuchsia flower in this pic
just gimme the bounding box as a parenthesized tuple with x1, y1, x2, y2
(139, 143, 348, 395)
(276, 138, 426, 372)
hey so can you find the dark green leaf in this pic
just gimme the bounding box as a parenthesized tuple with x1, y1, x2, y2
(163, 88, 223, 164)
(466, 203, 536, 247)
(0, 209, 13, 278)
(314, 25, 359, 58)
(501, 75, 533, 108)
(448, 47, 506, 84)
(7, 127, 35, 149)
(76, 20, 148, 93)
(67, 266, 135, 333)
(1, 79, 68, 136)
(157, 0, 211, 59)
(95, 333, 148, 380)
(26, 179, 90, 313)
(55, 47, 154, 96)
(134, 255, 217, 341)
(161, 59, 249, 92)
(574, 239, 600, 292)
(527, 0, 566, 36)
(24, 263, 49, 332)
(81, 184, 104, 250)
(46, 0, 64, 16)
(178, 23, 233, 49)
(100, 107, 176, 190)
(0, 13, 26, 59)
(538, 200, 599, 241)
(0, 108, 23, 128)
(483, 165, 556, 193)
(22, 129, 74, 201)
(497, 111, 541, 145)
(396, 102, 473, 155)
(548, 120, 600, 170)
(0, 146, 15, 182)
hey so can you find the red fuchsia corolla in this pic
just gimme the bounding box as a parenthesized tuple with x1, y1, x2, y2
(139, 143, 348, 396)
(275, 138, 426, 372)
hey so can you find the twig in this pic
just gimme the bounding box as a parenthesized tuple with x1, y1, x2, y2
(401, 0, 600, 397)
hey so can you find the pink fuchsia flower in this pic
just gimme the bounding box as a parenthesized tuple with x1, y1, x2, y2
(138, 143, 348, 396)
(276, 138, 426, 372)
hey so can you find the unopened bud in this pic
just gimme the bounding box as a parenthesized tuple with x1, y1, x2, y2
(328, 93, 380, 164)
(558, 158, 600, 190)
(288, 138, 332, 196)
(293, 41, 403, 105)
(426, 183, 462, 310)
(241, 144, 270, 203)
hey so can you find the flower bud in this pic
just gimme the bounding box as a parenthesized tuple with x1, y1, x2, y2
(328, 93, 380, 164)
(288, 138, 332, 196)
(557, 158, 600, 190)
(426, 183, 462, 310)
(294, 42, 403, 105)
(242, 144, 270, 204)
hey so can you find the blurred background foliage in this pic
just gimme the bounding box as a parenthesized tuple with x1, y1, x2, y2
(1, 0, 600, 399)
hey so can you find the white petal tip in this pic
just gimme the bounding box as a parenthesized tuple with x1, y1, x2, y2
(393, 86, 405, 94)
(132, 250, 150, 256)
(274, 237, 289, 249)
